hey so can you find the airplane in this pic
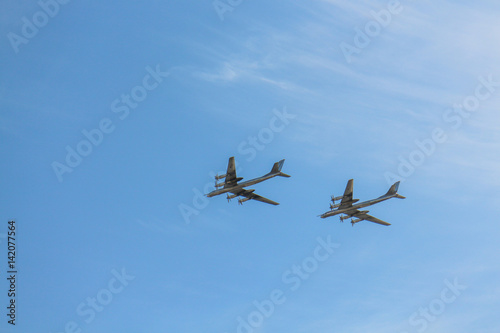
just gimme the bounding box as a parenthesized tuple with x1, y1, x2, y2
(319, 179, 405, 226)
(205, 157, 290, 205)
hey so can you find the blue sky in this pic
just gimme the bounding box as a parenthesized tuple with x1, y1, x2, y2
(1, 0, 500, 332)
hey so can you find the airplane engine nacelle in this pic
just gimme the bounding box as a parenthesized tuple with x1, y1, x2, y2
(215, 182, 225, 188)
(351, 218, 363, 224)
(331, 195, 343, 202)
(330, 203, 341, 210)
(215, 173, 227, 180)
(238, 197, 251, 205)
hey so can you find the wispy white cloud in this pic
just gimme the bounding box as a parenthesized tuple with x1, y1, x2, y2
(317, 0, 381, 17)
(194, 62, 239, 82)
(190, 0, 500, 194)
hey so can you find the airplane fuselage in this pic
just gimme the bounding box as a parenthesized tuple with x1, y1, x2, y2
(206, 173, 277, 198)
(320, 194, 396, 218)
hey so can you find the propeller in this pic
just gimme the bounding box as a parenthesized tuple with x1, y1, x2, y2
(227, 193, 238, 202)
(238, 197, 250, 205)
(331, 195, 343, 203)
(330, 203, 340, 210)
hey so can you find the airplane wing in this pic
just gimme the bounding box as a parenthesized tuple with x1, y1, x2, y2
(236, 189, 279, 205)
(223, 157, 240, 188)
(338, 179, 355, 209)
(354, 211, 391, 226)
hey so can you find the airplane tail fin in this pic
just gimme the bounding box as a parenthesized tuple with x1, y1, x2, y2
(269, 159, 291, 177)
(385, 181, 405, 199)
